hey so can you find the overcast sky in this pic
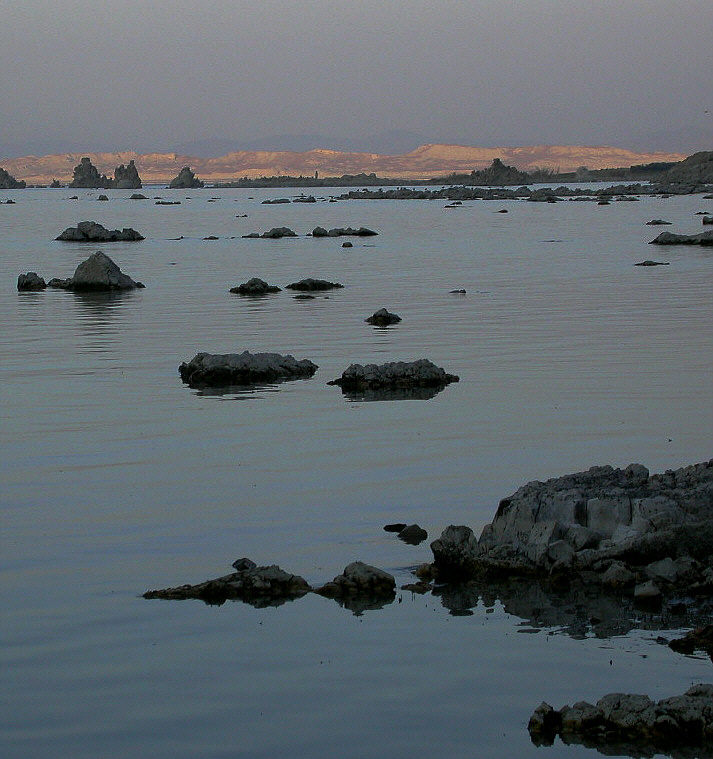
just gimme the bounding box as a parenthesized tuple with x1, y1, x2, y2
(1, 0, 711, 157)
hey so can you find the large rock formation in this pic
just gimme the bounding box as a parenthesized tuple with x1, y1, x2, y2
(69, 157, 112, 188)
(168, 166, 204, 188)
(113, 160, 142, 189)
(429, 461, 713, 599)
(0, 167, 26, 189)
(649, 230, 713, 245)
(45, 251, 144, 291)
(55, 220, 144, 242)
(178, 351, 318, 388)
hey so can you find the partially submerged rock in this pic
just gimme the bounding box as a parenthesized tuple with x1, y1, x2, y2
(365, 308, 402, 326)
(645, 219, 672, 225)
(311, 226, 378, 237)
(17, 272, 46, 290)
(316, 561, 396, 604)
(143, 562, 311, 607)
(649, 230, 713, 245)
(397, 524, 428, 545)
(179, 350, 318, 388)
(328, 359, 459, 391)
(46, 251, 144, 291)
(528, 684, 713, 754)
(229, 277, 281, 295)
(285, 278, 343, 291)
(56, 220, 144, 242)
(635, 260, 670, 266)
(243, 227, 297, 239)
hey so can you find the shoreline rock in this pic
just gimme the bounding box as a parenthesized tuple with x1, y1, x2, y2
(178, 351, 318, 388)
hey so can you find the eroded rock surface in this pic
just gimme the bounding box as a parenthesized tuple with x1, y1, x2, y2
(169, 166, 203, 188)
(179, 351, 318, 388)
(649, 230, 713, 245)
(328, 358, 459, 391)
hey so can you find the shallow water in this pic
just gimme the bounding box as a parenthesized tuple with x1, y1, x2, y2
(1, 186, 712, 758)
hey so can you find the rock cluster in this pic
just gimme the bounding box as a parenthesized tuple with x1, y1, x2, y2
(40, 251, 145, 291)
(229, 277, 281, 295)
(528, 684, 713, 754)
(649, 230, 713, 245)
(178, 351, 318, 388)
(428, 461, 713, 606)
(243, 227, 297, 239)
(311, 226, 378, 237)
(285, 278, 343, 291)
(56, 220, 144, 242)
(0, 167, 26, 189)
(168, 166, 204, 188)
(328, 358, 459, 391)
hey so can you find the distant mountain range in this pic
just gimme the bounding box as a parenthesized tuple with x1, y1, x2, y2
(2, 143, 692, 185)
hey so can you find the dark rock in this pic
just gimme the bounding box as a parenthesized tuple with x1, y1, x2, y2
(342, 241, 353, 248)
(450, 289, 467, 294)
(292, 294, 316, 300)
(229, 277, 281, 295)
(0, 167, 26, 189)
(293, 195, 316, 203)
(328, 358, 459, 391)
(286, 278, 343, 291)
(315, 561, 396, 602)
(365, 308, 402, 326)
(46, 251, 144, 291)
(113, 160, 142, 189)
(668, 624, 713, 658)
(261, 197, 290, 204)
(97, 194, 109, 201)
(312, 226, 378, 237)
(156, 200, 181, 205)
(529, 684, 713, 754)
(17, 272, 46, 290)
(178, 350, 318, 388)
(143, 563, 311, 607)
(231, 557, 257, 571)
(129, 193, 147, 200)
(703, 216, 713, 225)
(398, 524, 428, 544)
(649, 230, 713, 245)
(384, 523, 407, 533)
(55, 220, 144, 242)
(635, 260, 670, 266)
(168, 166, 204, 189)
(646, 219, 672, 225)
(69, 157, 111, 189)
(243, 227, 297, 239)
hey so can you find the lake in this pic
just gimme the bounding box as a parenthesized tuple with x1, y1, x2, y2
(1, 185, 712, 758)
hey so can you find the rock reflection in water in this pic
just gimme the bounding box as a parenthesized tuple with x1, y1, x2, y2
(338, 385, 448, 402)
(431, 577, 710, 639)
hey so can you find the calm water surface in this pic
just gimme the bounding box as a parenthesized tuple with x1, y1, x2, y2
(1, 186, 712, 758)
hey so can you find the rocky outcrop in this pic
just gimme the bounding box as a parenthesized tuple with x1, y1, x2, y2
(113, 160, 142, 189)
(143, 561, 311, 607)
(69, 157, 112, 188)
(635, 260, 669, 266)
(0, 167, 26, 189)
(229, 277, 281, 295)
(243, 227, 297, 239)
(168, 166, 204, 188)
(55, 220, 144, 242)
(365, 308, 402, 326)
(328, 359, 459, 391)
(311, 226, 378, 237)
(45, 251, 144, 291)
(528, 684, 713, 755)
(17, 272, 46, 290)
(178, 351, 318, 388)
(316, 562, 396, 603)
(649, 230, 713, 245)
(428, 461, 713, 602)
(645, 219, 671, 225)
(285, 278, 343, 291)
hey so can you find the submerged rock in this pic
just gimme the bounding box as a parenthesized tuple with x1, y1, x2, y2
(398, 524, 428, 545)
(143, 562, 312, 607)
(528, 684, 713, 754)
(328, 359, 459, 391)
(229, 277, 281, 295)
(179, 350, 318, 388)
(316, 562, 396, 602)
(56, 220, 144, 242)
(285, 278, 343, 291)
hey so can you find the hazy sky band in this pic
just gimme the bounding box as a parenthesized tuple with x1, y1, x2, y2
(1, 0, 711, 157)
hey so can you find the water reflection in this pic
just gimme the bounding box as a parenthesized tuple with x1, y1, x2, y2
(431, 577, 713, 639)
(337, 385, 449, 402)
(191, 383, 281, 399)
